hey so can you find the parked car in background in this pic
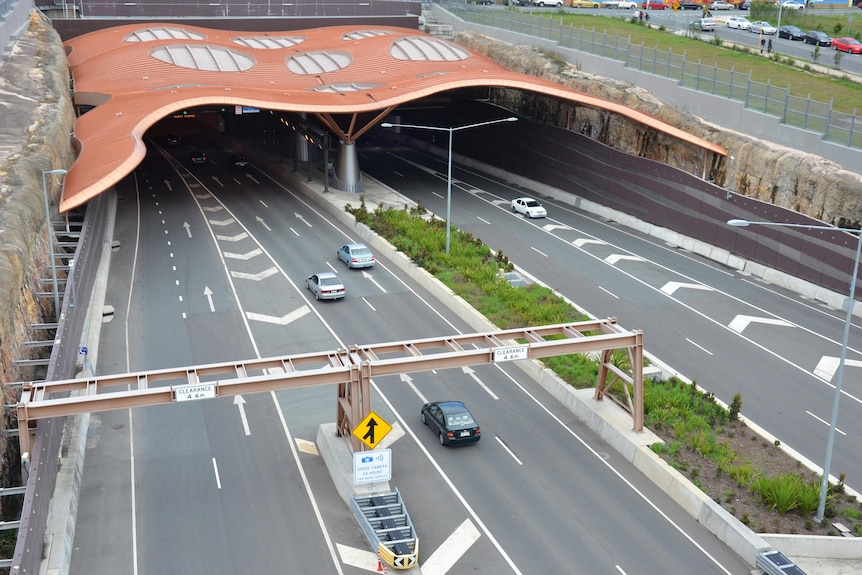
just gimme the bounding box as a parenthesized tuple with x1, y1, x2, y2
(306, 271, 345, 300)
(529, 0, 562, 5)
(741, 0, 751, 8)
(708, 1, 733, 9)
(778, 25, 805, 41)
(804, 30, 832, 46)
(642, 0, 667, 8)
(572, 0, 601, 6)
(832, 37, 862, 54)
(420, 401, 481, 446)
(749, 21, 777, 35)
(511, 197, 547, 218)
(336, 243, 376, 269)
(679, 1, 700, 9)
(603, 0, 638, 6)
(781, 0, 804, 9)
(726, 16, 751, 30)
(690, 18, 717, 31)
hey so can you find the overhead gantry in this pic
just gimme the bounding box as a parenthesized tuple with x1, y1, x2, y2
(17, 320, 644, 456)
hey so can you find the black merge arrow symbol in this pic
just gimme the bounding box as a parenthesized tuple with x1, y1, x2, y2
(363, 417, 378, 444)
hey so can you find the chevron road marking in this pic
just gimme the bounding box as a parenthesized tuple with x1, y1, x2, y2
(543, 224, 573, 232)
(572, 238, 606, 247)
(661, 281, 714, 295)
(605, 254, 645, 265)
(203, 205, 224, 212)
(216, 232, 249, 242)
(223, 248, 262, 260)
(420, 519, 482, 575)
(728, 315, 794, 333)
(230, 266, 278, 281)
(245, 306, 310, 325)
(208, 218, 236, 226)
(813, 356, 862, 382)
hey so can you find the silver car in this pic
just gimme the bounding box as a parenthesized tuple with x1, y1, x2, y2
(337, 243, 376, 269)
(511, 197, 547, 218)
(306, 271, 345, 300)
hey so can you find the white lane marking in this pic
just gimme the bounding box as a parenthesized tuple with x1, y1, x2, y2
(212, 458, 222, 489)
(223, 248, 263, 260)
(728, 314, 794, 333)
(686, 338, 714, 356)
(245, 306, 311, 325)
(289, 227, 300, 237)
(531, 246, 548, 257)
(615, 565, 628, 575)
(202, 205, 224, 212)
(573, 238, 606, 247)
(806, 411, 846, 435)
(256, 216, 271, 231)
(294, 212, 312, 227)
(605, 254, 645, 265)
(234, 395, 250, 436)
(598, 286, 619, 299)
(183, 222, 192, 237)
(401, 373, 427, 404)
(421, 519, 482, 575)
(231, 266, 278, 281)
(543, 224, 573, 232)
(362, 270, 387, 293)
(477, 216, 491, 225)
(494, 437, 523, 466)
(207, 218, 235, 226)
(394, 170, 405, 178)
(362, 297, 377, 311)
(462, 366, 499, 400)
(661, 281, 714, 295)
(432, 191, 444, 200)
(259, 199, 269, 208)
(375, 421, 405, 451)
(814, 356, 862, 382)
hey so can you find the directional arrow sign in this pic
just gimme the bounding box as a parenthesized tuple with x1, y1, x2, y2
(164, 179, 173, 192)
(256, 216, 272, 231)
(183, 222, 192, 238)
(352, 410, 392, 449)
(203, 286, 215, 312)
(728, 315, 794, 333)
(294, 213, 312, 227)
(362, 270, 387, 293)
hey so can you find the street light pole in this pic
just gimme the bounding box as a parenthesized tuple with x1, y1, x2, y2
(42, 168, 68, 319)
(728, 218, 862, 522)
(381, 116, 518, 254)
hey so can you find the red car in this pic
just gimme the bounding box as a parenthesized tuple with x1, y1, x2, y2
(831, 37, 862, 54)
(643, 0, 666, 7)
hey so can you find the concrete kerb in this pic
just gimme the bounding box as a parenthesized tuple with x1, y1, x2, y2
(269, 156, 862, 568)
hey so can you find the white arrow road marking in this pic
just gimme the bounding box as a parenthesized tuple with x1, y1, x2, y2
(216, 232, 249, 242)
(661, 281, 714, 295)
(295, 438, 318, 455)
(421, 519, 482, 575)
(245, 173, 260, 184)
(223, 248, 263, 260)
(463, 366, 499, 400)
(256, 216, 271, 231)
(234, 395, 250, 435)
(294, 213, 312, 227)
(164, 179, 172, 192)
(543, 223, 573, 232)
(605, 254, 645, 265)
(231, 266, 278, 281)
(813, 356, 862, 382)
(246, 306, 311, 325)
(203, 286, 215, 312)
(182, 222, 192, 238)
(400, 373, 427, 404)
(203, 205, 224, 212)
(361, 270, 387, 292)
(208, 218, 236, 226)
(573, 238, 606, 247)
(728, 315, 794, 333)
(375, 422, 405, 450)
(211, 176, 224, 187)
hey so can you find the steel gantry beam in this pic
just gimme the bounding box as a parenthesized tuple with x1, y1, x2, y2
(16, 320, 643, 455)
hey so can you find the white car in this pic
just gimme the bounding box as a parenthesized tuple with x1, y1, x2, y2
(726, 16, 751, 30)
(749, 21, 777, 35)
(529, 0, 563, 5)
(602, 0, 638, 7)
(511, 197, 547, 218)
(708, 1, 733, 9)
(781, 0, 804, 9)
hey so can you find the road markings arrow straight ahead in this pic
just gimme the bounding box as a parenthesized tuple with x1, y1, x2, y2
(294, 212, 312, 227)
(361, 270, 387, 293)
(256, 216, 271, 231)
(234, 395, 250, 435)
(462, 366, 499, 400)
(203, 286, 215, 312)
(182, 222, 192, 238)
(728, 315, 794, 333)
(660, 281, 714, 295)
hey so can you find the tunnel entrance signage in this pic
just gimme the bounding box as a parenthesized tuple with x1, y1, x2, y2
(174, 383, 217, 402)
(493, 345, 528, 362)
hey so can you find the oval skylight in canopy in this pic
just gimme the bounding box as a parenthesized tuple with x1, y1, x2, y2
(342, 30, 397, 41)
(125, 27, 206, 42)
(150, 44, 255, 72)
(312, 82, 384, 93)
(390, 37, 469, 62)
(232, 36, 305, 49)
(286, 51, 353, 75)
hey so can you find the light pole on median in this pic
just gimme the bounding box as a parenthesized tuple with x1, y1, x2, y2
(380, 116, 518, 254)
(727, 218, 862, 522)
(42, 168, 68, 319)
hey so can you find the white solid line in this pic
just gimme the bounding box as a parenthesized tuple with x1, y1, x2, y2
(685, 338, 714, 356)
(130, 411, 139, 575)
(495, 436, 523, 465)
(615, 565, 628, 575)
(598, 286, 619, 299)
(432, 191, 444, 200)
(477, 216, 491, 224)
(212, 458, 222, 489)
(806, 411, 846, 435)
(530, 246, 548, 257)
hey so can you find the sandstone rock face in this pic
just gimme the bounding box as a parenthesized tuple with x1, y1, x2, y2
(455, 31, 862, 227)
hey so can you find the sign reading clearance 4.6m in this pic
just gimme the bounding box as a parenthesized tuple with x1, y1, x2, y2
(492, 345, 529, 362)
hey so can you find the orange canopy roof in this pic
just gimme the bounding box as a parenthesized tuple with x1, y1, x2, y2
(62, 23, 726, 211)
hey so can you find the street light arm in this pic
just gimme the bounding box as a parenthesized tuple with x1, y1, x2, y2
(727, 219, 861, 234)
(381, 117, 518, 133)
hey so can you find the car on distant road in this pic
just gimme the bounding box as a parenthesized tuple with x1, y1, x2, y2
(832, 37, 862, 54)
(708, 1, 733, 9)
(778, 25, 805, 41)
(741, 0, 751, 7)
(306, 271, 346, 300)
(572, 0, 601, 6)
(421, 401, 481, 446)
(529, 0, 563, 5)
(781, 0, 804, 10)
(166, 134, 181, 146)
(224, 154, 249, 170)
(336, 243, 376, 269)
(602, 0, 638, 6)
(749, 21, 777, 35)
(804, 30, 832, 46)
(679, 1, 700, 9)
(189, 151, 207, 164)
(690, 17, 717, 31)
(511, 197, 547, 218)
(726, 16, 751, 30)
(642, 1, 667, 8)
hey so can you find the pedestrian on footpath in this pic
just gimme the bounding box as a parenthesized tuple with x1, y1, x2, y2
(767, 37, 773, 53)
(760, 36, 765, 53)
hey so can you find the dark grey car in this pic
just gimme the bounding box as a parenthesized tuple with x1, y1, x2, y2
(420, 401, 481, 446)
(804, 30, 832, 46)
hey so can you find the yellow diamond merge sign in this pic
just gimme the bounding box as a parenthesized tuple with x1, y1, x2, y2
(352, 410, 392, 449)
